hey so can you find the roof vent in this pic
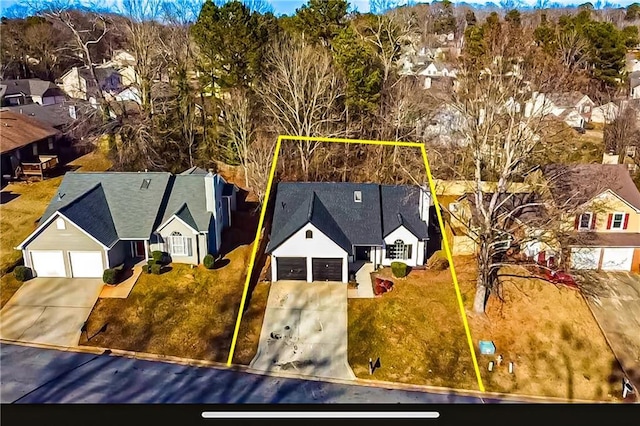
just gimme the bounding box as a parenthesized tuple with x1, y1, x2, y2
(354, 190, 362, 203)
(57, 192, 64, 201)
(140, 178, 151, 189)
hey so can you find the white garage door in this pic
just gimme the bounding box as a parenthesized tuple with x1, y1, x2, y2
(601, 248, 634, 271)
(69, 251, 104, 278)
(570, 248, 602, 270)
(30, 251, 66, 277)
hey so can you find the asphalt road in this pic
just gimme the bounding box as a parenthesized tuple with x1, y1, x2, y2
(0, 343, 493, 404)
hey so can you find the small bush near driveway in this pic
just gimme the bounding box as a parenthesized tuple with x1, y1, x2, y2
(391, 261, 408, 278)
(103, 268, 118, 285)
(203, 254, 215, 269)
(13, 266, 32, 282)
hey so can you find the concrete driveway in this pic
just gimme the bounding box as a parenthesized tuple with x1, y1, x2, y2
(0, 278, 103, 347)
(581, 271, 640, 390)
(250, 281, 355, 380)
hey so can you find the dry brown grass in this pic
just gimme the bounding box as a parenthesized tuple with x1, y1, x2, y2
(80, 243, 252, 362)
(232, 281, 271, 365)
(0, 274, 22, 309)
(461, 263, 624, 401)
(347, 260, 479, 390)
(79, 207, 269, 364)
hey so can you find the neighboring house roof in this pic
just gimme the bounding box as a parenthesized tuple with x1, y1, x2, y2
(80, 66, 119, 83)
(39, 172, 173, 240)
(0, 111, 59, 154)
(267, 182, 429, 253)
(458, 192, 545, 228)
(57, 183, 119, 247)
(0, 78, 66, 99)
(180, 166, 209, 175)
(1, 103, 75, 128)
(542, 164, 640, 211)
(159, 175, 212, 232)
(547, 91, 591, 108)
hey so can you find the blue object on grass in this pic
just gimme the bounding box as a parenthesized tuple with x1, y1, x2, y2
(479, 340, 496, 355)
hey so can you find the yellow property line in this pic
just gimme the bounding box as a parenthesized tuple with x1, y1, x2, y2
(420, 146, 485, 392)
(226, 136, 485, 393)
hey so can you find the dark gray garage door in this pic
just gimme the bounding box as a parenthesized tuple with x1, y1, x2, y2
(276, 257, 307, 281)
(312, 258, 343, 282)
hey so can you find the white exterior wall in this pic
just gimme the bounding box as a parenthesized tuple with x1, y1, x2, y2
(271, 223, 348, 282)
(381, 225, 421, 267)
(591, 103, 619, 124)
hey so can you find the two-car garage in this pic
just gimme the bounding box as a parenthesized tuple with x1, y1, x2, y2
(274, 257, 345, 282)
(570, 247, 636, 271)
(28, 250, 105, 278)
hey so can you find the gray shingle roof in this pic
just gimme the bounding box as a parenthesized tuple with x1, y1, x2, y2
(58, 183, 119, 247)
(381, 185, 429, 239)
(267, 182, 429, 253)
(1, 103, 74, 128)
(180, 166, 208, 175)
(158, 175, 212, 232)
(40, 172, 173, 239)
(1, 79, 65, 98)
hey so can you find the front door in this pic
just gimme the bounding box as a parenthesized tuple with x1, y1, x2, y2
(134, 241, 145, 258)
(355, 246, 370, 261)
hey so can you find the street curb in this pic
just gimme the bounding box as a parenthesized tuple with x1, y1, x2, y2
(0, 338, 611, 404)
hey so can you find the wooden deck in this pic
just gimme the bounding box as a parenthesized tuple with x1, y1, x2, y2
(20, 155, 58, 180)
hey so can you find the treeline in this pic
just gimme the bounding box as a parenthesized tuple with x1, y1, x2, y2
(1, 0, 638, 200)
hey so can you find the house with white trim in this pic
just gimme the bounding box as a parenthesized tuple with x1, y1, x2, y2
(15, 167, 237, 278)
(266, 182, 435, 283)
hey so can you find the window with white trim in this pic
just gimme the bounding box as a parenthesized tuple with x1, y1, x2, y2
(168, 231, 191, 256)
(611, 212, 625, 230)
(56, 218, 65, 230)
(578, 212, 593, 230)
(386, 239, 412, 260)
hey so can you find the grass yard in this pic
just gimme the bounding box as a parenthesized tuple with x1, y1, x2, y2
(348, 260, 479, 390)
(80, 245, 251, 361)
(0, 274, 22, 309)
(80, 209, 270, 363)
(232, 281, 271, 365)
(461, 264, 624, 402)
(0, 151, 111, 303)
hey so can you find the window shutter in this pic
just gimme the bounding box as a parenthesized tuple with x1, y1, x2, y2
(407, 245, 413, 259)
(590, 213, 596, 230)
(624, 213, 630, 230)
(574, 215, 579, 230)
(186, 237, 193, 257)
(606, 214, 613, 230)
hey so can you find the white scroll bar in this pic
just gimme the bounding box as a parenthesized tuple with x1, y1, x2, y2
(202, 412, 440, 419)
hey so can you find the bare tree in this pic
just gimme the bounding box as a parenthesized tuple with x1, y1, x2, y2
(258, 37, 344, 180)
(220, 89, 257, 187)
(35, 2, 111, 112)
(604, 106, 640, 156)
(452, 24, 573, 313)
(119, 0, 165, 110)
(246, 132, 277, 204)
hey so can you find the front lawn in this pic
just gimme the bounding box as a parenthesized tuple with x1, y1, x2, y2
(463, 264, 624, 401)
(80, 245, 251, 361)
(80, 209, 269, 363)
(348, 260, 479, 390)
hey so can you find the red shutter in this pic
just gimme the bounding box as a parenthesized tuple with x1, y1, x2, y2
(624, 213, 630, 230)
(574, 215, 579, 230)
(606, 214, 613, 230)
(590, 213, 597, 230)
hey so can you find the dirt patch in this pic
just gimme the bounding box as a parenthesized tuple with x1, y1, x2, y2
(464, 264, 624, 401)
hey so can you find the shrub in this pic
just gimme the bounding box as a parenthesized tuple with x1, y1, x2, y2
(203, 254, 215, 269)
(584, 122, 595, 130)
(103, 268, 118, 284)
(14, 266, 32, 282)
(427, 250, 449, 271)
(151, 264, 162, 275)
(391, 261, 408, 278)
(151, 251, 164, 263)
